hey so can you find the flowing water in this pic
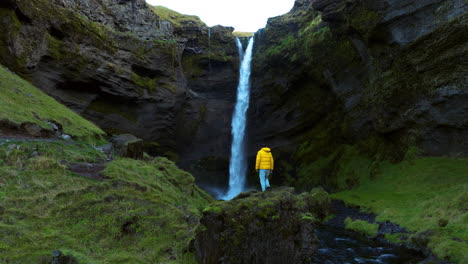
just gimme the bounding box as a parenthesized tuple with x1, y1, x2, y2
(311, 225, 425, 264)
(222, 37, 254, 200)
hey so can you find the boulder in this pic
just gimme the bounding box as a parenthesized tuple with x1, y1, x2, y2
(308, 187, 332, 220)
(193, 187, 322, 264)
(110, 134, 144, 159)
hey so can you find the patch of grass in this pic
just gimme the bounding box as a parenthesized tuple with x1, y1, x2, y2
(332, 157, 468, 263)
(131, 72, 158, 93)
(345, 217, 379, 237)
(0, 144, 213, 263)
(150, 5, 206, 31)
(26, 156, 66, 171)
(0, 140, 105, 167)
(0, 66, 105, 141)
(233, 31, 254, 38)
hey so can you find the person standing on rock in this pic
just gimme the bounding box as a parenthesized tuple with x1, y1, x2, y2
(255, 146, 274, 192)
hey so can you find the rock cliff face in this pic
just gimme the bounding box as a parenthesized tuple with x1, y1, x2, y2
(193, 187, 332, 264)
(0, 0, 239, 186)
(248, 0, 467, 191)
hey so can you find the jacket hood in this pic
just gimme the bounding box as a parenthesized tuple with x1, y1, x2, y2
(261, 147, 271, 152)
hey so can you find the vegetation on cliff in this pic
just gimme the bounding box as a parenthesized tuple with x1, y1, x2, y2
(334, 156, 468, 263)
(150, 5, 206, 31)
(0, 66, 104, 141)
(0, 140, 213, 263)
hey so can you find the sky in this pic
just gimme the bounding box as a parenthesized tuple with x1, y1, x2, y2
(146, 0, 296, 32)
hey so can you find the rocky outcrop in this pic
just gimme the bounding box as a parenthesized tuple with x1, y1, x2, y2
(110, 133, 144, 159)
(0, 0, 239, 186)
(193, 187, 332, 264)
(248, 0, 468, 191)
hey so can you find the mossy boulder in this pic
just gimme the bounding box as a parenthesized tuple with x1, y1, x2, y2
(193, 187, 332, 264)
(0, 140, 213, 263)
(110, 134, 144, 159)
(308, 187, 332, 220)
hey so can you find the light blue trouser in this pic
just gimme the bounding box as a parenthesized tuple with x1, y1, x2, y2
(259, 169, 271, 192)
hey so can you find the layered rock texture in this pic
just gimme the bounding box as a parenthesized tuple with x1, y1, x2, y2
(248, 0, 467, 191)
(0, 0, 238, 186)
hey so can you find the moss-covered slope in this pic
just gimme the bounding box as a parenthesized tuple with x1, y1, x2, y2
(0, 0, 239, 179)
(0, 65, 104, 141)
(334, 156, 468, 263)
(0, 140, 213, 263)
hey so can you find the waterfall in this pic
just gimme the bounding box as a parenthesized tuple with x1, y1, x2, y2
(208, 28, 212, 78)
(222, 37, 254, 200)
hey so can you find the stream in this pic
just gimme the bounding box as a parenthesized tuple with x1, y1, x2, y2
(311, 225, 424, 264)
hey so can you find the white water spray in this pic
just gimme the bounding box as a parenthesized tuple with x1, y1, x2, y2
(222, 37, 254, 200)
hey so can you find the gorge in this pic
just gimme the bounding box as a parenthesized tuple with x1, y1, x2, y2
(0, 0, 466, 263)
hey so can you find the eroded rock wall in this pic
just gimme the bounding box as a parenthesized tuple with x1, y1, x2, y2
(0, 0, 239, 186)
(248, 0, 467, 191)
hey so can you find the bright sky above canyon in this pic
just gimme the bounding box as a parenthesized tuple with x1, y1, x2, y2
(146, 0, 296, 32)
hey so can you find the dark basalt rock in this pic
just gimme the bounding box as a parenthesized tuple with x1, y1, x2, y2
(0, 0, 239, 186)
(110, 134, 143, 159)
(193, 187, 329, 264)
(248, 0, 468, 190)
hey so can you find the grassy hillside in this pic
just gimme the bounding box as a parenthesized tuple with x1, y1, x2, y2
(0, 65, 104, 141)
(233, 31, 254, 38)
(332, 156, 468, 263)
(0, 140, 213, 263)
(150, 5, 206, 31)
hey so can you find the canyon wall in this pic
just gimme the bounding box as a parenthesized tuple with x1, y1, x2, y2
(248, 0, 467, 191)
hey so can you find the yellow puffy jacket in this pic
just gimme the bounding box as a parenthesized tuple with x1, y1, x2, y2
(255, 147, 274, 170)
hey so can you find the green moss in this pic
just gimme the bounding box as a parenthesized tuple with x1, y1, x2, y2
(0, 149, 213, 263)
(87, 98, 138, 123)
(349, 9, 380, 37)
(150, 5, 206, 31)
(301, 212, 318, 222)
(345, 217, 379, 236)
(131, 72, 158, 93)
(0, 140, 105, 165)
(0, 8, 27, 72)
(385, 233, 407, 244)
(0, 66, 104, 141)
(233, 31, 254, 38)
(333, 157, 468, 263)
(203, 206, 223, 214)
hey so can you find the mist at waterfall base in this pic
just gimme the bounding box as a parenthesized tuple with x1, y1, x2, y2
(217, 37, 254, 201)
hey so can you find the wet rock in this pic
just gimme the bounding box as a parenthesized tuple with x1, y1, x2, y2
(60, 135, 72, 141)
(95, 143, 113, 160)
(193, 187, 320, 264)
(110, 134, 144, 159)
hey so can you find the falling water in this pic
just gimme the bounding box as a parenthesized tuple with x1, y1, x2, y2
(208, 28, 212, 78)
(222, 37, 254, 200)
